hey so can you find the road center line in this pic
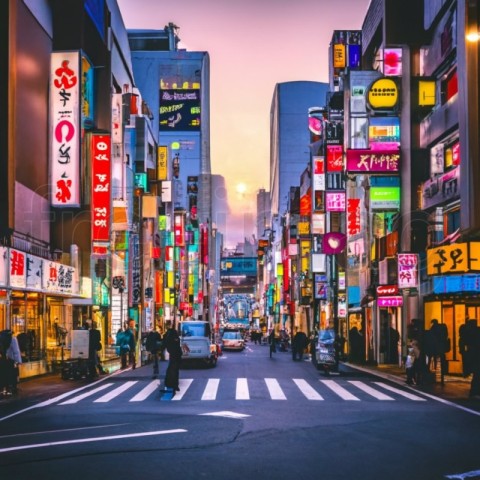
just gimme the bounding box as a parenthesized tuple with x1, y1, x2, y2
(0, 429, 187, 453)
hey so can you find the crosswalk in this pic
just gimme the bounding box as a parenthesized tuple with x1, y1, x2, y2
(55, 378, 427, 405)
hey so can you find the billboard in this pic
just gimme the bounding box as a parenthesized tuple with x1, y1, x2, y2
(159, 89, 201, 131)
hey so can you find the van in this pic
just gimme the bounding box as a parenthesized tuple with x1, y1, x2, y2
(178, 320, 217, 368)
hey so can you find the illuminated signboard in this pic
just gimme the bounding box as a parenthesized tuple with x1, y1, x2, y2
(159, 89, 201, 131)
(369, 117, 400, 148)
(398, 253, 419, 289)
(418, 80, 436, 106)
(347, 149, 400, 173)
(370, 187, 400, 209)
(157, 146, 168, 180)
(326, 191, 346, 212)
(383, 48, 403, 76)
(427, 242, 480, 276)
(367, 78, 399, 110)
(91, 134, 111, 244)
(50, 51, 81, 207)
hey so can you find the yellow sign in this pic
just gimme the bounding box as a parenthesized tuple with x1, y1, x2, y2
(418, 80, 436, 106)
(157, 146, 168, 180)
(333, 44, 346, 69)
(298, 222, 310, 235)
(368, 78, 399, 109)
(427, 243, 470, 275)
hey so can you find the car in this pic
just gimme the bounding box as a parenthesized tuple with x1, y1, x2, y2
(178, 320, 217, 368)
(222, 330, 245, 351)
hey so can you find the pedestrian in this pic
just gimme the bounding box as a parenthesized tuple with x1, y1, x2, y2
(292, 327, 308, 361)
(87, 320, 105, 378)
(405, 341, 416, 385)
(407, 319, 427, 385)
(162, 320, 188, 392)
(0, 330, 22, 395)
(425, 319, 450, 384)
(116, 322, 136, 370)
(126, 319, 138, 369)
(268, 328, 276, 358)
(145, 324, 163, 379)
(459, 319, 480, 398)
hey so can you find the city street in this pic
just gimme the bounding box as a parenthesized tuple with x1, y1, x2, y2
(1, 342, 480, 480)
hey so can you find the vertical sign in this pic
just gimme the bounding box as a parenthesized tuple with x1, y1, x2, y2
(398, 253, 419, 289)
(9, 249, 26, 288)
(157, 146, 168, 180)
(91, 134, 111, 244)
(50, 51, 81, 207)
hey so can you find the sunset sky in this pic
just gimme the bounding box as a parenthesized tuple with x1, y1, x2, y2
(117, 0, 371, 248)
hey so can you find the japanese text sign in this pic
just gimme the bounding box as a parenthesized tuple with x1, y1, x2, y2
(427, 242, 480, 276)
(397, 253, 419, 288)
(91, 134, 111, 243)
(50, 51, 81, 207)
(346, 149, 400, 173)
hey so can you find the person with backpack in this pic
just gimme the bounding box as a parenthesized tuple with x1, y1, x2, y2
(145, 324, 163, 379)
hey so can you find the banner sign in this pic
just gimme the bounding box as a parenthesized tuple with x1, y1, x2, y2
(91, 134, 111, 243)
(50, 51, 81, 207)
(346, 149, 400, 173)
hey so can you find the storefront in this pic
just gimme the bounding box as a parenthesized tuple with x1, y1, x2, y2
(0, 247, 84, 378)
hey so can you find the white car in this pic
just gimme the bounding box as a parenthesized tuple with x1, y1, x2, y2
(222, 331, 245, 351)
(179, 320, 217, 368)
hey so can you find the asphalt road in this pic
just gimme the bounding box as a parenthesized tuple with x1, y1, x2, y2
(1, 342, 480, 480)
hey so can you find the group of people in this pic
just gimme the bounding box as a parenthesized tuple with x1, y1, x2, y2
(405, 318, 450, 386)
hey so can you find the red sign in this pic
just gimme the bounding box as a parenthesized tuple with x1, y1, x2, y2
(347, 198, 361, 235)
(326, 145, 343, 171)
(174, 214, 185, 246)
(91, 134, 111, 243)
(377, 285, 398, 295)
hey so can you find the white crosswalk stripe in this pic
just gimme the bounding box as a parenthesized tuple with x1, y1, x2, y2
(130, 380, 160, 402)
(265, 378, 287, 400)
(348, 380, 394, 400)
(373, 381, 427, 401)
(236, 378, 250, 400)
(54, 378, 428, 404)
(320, 379, 361, 400)
(202, 378, 220, 400)
(293, 378, 324, 400)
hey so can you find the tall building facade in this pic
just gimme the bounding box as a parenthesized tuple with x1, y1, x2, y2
(270, 81, 329, 225)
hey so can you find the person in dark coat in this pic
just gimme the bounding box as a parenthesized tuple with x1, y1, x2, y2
(162, 321, 187, 392)
(292, 328, 308, 361)
(425, 319, 450, 382)
(87, 320, 103, 378)
(145, 325, 162, 379)
(459, 319, 480, 397)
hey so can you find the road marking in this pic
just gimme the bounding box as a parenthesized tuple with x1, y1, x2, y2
(293, 378, 324, 400)
(171, 379, 193, 401)
(320, 380, 360, 400)
(94, 381, 138, 403)
(59, 383, 113, 405)
(202, 379, 220, 400)
(373, 382, 427, 401)
(348, 381, 394, 400)
(130, 380, 160, 402)
(445, 469, 480, 479)
(0, 429, 187, 453)
(199, 411, 250, 418)
(265, 378, 286, 400)
(236, 378, 249, 400)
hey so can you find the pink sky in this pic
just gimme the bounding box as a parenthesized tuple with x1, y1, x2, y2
(117, 0, 371, 248)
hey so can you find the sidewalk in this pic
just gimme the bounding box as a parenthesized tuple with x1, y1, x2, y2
(345, 362, 474, 404)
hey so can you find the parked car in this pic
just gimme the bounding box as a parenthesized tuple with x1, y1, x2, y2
(222, 330, 245, 351)
(178, 320, 217, 368)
